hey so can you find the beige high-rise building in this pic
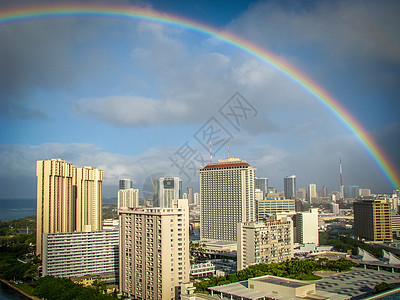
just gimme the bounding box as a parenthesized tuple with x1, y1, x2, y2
(199, 158, 256, 242)
(76, 166, 103, 232)
(308, 184, 317, 203)
(118, 188, 139, 209)
(237, 218, 293, 271)
(119, 199, 190, 300)
(36, 159, 103, 255)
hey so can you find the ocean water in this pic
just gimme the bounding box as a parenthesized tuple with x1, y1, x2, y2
(0, 198, 117, 221)
(0, 199, 36, 221)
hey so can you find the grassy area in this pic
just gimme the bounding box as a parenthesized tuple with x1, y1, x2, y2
(15, 282, 35, 295)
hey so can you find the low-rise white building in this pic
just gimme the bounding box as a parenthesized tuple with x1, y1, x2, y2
(42, 229, 119, 278)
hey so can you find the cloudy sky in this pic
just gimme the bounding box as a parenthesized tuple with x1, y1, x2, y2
(1, 0, 399, 199)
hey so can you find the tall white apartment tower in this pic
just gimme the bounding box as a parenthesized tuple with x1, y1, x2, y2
(75, 166, 103, 232)
(118, 189, 139, 209)
(199, 158, 256, 242)
(119, 199, 190, 300)
(36, 159, 103, 256)
(154, 177, 182, 208)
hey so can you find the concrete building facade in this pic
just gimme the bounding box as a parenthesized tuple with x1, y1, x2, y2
(42, 229, 119, 278)
(118, 188, 139, 209)
(199, 158, 256, 242)
(119, 199, 190, 300)
(294, 208, 319, 245)
(257, 198, 295, 221)
(237, 219, 293, 271)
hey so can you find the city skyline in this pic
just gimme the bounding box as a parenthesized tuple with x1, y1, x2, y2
(1, 0, 400, 199)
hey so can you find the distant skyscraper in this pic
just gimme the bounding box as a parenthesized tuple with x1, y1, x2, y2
(255, 177, 268, 198)
(153, 177, 182, 208)
(322, 186, 328, 197)
(199, 158, 256, 242)
(119, 199, 190, 299)
(297, 188, 306, 200)
(346, 186, 360, 199)
(119, 178, 133, 190)
(187, 187, 194, 205)
(36, 159, 103, 255)
(339, 158, 344, 200)
(284, 175, 296, 199)
(308, 184, 317, 203)
(118, 188, 139, 208)
(193, 192, 200, 205)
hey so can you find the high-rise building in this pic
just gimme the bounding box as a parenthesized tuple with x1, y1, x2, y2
(36, 159, 103, 256)
(322, 186, 328, 197)
(119, 199, 190, 300)
(119, 178, 133, 190)
(187, 187, 194, 205)
(284, 175, 296, 200)
(353, 199, 392, 242)
(199, 158, 256, 242)
(42, 229, 119, 278)
(255, 177, 268, 198)
(294, 209, 319, 245)
(237, 218, 293, 271)
(118, 188, 139, 208)
(36, 159, 75, 255)
(75, 166, 103, 232)
(346, 186, 360, 199)
(308, 184, 317, 203)
(153, 177, 182, 208)
(193, 193, 200, 205)
(297, 188, 306, 200)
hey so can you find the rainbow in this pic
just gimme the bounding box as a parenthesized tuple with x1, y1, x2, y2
(1, 3, 399, 189)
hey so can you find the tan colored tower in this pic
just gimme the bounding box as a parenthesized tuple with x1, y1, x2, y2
(36, 159, 75, 255)
(354, 199, 392, 242)
(119, 199, 190, 300)
(36, 159, 103, 255)
(199, 158, 256, 242)
(75, 166, 103, 232)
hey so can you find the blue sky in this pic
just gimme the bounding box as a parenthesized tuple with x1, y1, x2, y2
(0, 0, 399, 199)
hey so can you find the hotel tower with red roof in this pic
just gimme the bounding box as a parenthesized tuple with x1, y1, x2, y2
(199, 158, 256, 242)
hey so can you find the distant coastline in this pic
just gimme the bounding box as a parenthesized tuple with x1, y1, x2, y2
(0, 198, 117, 221)
(0, 199, 36, 221)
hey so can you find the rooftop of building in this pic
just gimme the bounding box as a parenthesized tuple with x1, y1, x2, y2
(200, 158, 251, 170)
(251, 276, 310, 288)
